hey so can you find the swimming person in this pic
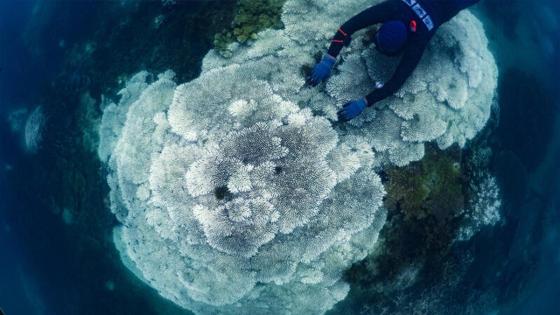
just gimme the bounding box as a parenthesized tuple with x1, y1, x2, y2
(309, 0, 481, 122)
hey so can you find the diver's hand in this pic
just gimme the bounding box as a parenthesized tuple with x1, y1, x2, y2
(337, 98, 367, 122)
(309, 54, 336, 86)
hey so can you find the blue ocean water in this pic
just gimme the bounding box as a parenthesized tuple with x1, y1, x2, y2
(0, 0, 559, 314)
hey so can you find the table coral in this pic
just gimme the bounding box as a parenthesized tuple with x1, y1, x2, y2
(98, 0, 497, 313)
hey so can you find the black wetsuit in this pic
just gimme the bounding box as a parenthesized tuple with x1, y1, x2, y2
(327, 0, 480, 106)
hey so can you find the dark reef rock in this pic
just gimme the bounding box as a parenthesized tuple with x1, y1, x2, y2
(330, 145, 470, 314)
(385, 144, 465, 223)
(213, 0, 286, 55)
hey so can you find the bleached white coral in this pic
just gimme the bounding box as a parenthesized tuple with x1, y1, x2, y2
(98, 0, 498, 314)
(326, 10, 498, 164)
(457, 175, 502, 241)
(102, 71, 386, 313)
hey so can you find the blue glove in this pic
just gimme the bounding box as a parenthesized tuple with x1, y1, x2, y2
(337, 98, 367, 122)
(309, 54, 336, 86)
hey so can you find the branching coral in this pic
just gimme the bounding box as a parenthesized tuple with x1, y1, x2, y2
(98, 0, 498, 314)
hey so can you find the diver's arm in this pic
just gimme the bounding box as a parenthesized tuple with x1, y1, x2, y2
(327, 1, 399, 58)
(365, 40, 428, 106)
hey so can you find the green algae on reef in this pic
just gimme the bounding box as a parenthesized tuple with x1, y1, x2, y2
(385, 144, 465, 222)
(328, 145, 471, 314)
(372, 145, 466, 277)
(214, 0, 286, 55)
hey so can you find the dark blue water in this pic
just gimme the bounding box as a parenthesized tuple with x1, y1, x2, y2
(1, 1, 57, 312)
(1, 0, 559, 314)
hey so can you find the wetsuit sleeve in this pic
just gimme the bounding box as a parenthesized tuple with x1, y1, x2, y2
(327, 1, 399, 58)
(365, 39, 428, 106)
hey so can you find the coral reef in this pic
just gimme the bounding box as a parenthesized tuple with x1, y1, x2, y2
(341, 147, 467, 292)
(384, 145, 465, 222)
(457, 174, 502, 241)
(214, 0, 286, 55)
(330, 145, 502, 314)
(101, 70, 386, 314)
(98, 0, 498, 313)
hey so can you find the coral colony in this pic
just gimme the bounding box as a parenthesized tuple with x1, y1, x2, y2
(98, 0, 498, 314)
